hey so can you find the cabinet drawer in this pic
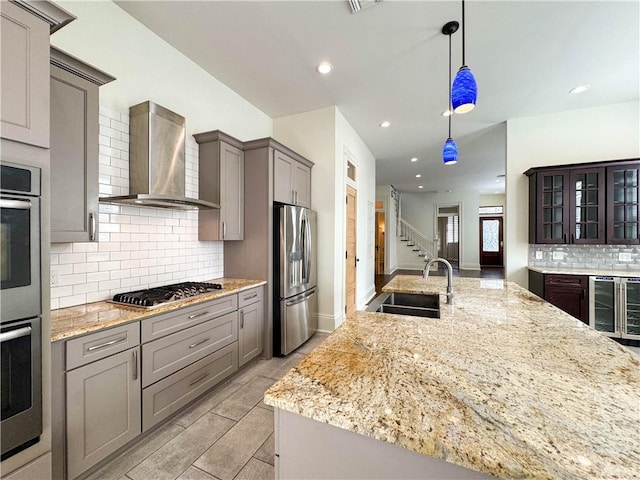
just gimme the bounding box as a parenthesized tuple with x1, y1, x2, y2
(142, 342, 238, 431)
(141, 294, 238, 343)
(142, 311, 238, 387)
(544, 274, 588, 288)
(66, 322, 140, 370)
(238, 286, 263, 308)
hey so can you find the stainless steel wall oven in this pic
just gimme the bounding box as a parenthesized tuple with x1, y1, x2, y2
(1, 162, 42, 459)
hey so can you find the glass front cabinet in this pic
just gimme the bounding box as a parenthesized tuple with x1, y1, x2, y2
(527, 159, 639, 245)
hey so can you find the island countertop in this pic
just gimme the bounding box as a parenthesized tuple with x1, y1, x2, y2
(264, 275, 640, 479)
(50, 278, 266, 342)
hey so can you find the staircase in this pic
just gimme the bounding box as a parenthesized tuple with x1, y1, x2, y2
(398, 219, 437, 262)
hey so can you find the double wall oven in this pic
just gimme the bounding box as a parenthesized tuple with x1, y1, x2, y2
(1, 162, 43, 459)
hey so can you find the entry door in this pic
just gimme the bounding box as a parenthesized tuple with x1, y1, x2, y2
(346, 186, 357, 316)
(479, 216, 504, 266)
(375, 211, 385, 275)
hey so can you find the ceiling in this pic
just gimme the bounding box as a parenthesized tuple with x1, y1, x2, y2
(115, 1, 639, 195)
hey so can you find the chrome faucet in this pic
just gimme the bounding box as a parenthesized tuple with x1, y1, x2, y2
(423, 257, 454, 305)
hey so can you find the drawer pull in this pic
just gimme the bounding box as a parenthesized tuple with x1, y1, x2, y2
(243, 293, 258, 301)
(188, 337, 210, 349)
(133, 350, 138, 380)
(189, 373, 209, 386)
(87, 336, 127, 352)
(240, 310, 244, 329)
(188, 311, 209, 320)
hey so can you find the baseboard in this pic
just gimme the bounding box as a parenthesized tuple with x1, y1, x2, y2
(397, 262, 424, 270)
(317, 312, 340, 332)
(359, 285, 377, 309)
(460, 263, 481, 271)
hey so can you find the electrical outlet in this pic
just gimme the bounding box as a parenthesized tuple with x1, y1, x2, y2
(51, 270, 59, 286)
(619, 252, 632, 262)
(535, 251, 543, 260)
(552, 251, 563, 261)
(204, 258, 214, 267)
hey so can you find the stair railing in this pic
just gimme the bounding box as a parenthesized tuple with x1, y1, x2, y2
(398, 219, 437, 261)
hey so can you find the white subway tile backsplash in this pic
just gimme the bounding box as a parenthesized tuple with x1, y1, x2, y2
(51, 106, 224, 309)
(529, 245, 640, 271)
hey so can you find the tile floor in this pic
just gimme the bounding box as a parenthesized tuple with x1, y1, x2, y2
(85, 333, 328, 480)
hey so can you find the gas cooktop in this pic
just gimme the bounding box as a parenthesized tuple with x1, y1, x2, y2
(111, 281, 223, 309)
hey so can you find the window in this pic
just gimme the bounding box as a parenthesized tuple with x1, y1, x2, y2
(479, 205, 503, 215)
(446, 215, 459, 243)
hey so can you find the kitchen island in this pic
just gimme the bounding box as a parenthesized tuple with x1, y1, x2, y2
(264, 275, 640, 479)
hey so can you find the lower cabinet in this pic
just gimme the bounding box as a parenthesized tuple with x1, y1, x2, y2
(65, 347, 141, 480)
(238, 287, 264, 367)
(529, 270, 589, 323)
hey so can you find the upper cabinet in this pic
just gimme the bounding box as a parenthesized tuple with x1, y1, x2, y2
(195, 131, 245, 241)
(0, 1, 74, 147)
(273, 147, 312, 208)
(50, 47, 115, 243)
(526, 159, 639, 245)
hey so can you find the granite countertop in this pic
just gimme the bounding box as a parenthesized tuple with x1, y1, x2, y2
(528, 265, 640, 277)
(264, 275, 640, 480)
(50, 278, 266, 342)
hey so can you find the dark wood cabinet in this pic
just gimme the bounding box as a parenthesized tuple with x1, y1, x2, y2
(529, 271, 589, 323)
(526, 159, 639, 245)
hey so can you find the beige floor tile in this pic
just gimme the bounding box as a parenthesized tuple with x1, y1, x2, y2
(128, 413, 234, 480)
(85, 422, 185, 480)
(231, 359, 269, 385)
(173, 380, 244, 428)
(256, 353, 305, 380)
(176, 466, 218, 480)
(256, 399, 273, 411)
(296, 332, 329, 354)
(211, 376, 275, 421)
(233, 458, 274, 480)
(194, 407, 273, 480)
(253, 433, 274, 466)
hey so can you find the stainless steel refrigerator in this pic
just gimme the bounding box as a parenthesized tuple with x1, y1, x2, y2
(273, 204, 318, 355)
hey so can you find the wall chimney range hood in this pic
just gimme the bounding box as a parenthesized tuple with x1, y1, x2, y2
(99, 101, 219, 210)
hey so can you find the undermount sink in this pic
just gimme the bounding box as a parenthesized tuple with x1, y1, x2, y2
(368, 292, 441, 319)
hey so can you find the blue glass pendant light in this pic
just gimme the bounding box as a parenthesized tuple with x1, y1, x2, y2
(451, 0, 477, 113)
(442, 21, 459, 165)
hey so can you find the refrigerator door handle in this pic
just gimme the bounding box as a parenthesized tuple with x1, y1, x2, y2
(286, 289, 317, 307)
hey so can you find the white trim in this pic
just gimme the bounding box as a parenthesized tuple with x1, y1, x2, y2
(359, 285, 377, 310)
(318, 312, 338, 332)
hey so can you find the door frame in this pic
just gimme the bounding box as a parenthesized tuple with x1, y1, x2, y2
(434, 202, 462, 264)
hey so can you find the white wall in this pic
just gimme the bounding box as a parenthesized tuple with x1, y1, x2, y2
(505, 101, 640, 287)
(479, 194, 505, 207)
(272, 107, 337, 332)
(274, 107, 377, 330)
(50, 1, 272, 142)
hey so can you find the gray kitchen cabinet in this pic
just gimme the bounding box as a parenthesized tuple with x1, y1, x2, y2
(238, 287, 264, 366)
(66, 346, 141, 480)
(50, 47, 115, 243)
(274, 149, 311, 207)
(194, 130, 245, 241)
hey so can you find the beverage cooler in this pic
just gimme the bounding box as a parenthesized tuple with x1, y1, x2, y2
(589, 276, 640, 340)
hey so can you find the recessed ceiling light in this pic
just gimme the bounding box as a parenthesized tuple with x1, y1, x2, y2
(569, 84, 590, 94)
(379, 121, 391, 128)
(416, 174, 422, 178)
(316, 61, 333, 75)
(494, 191, 500, 194)
(441, 109, 453, 117)
(418, 185, 424, 189)
(410, 157, 418, 162)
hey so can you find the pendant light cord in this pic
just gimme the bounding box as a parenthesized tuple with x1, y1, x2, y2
(461, 0, 466, 66)
(448, 31, 452, 137)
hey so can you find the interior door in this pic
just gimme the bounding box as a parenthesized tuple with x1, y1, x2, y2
(375, 211, 385, 275)
(479, 217, 504, 266)
(345, 186, 357, 316)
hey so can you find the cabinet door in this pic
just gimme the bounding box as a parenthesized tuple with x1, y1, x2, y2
(544, 275, 588, 322)
(66, 347, 141, 479)
(50, 65, 99, 242)
(0, 2, 50, 147)
(607, 164, 639, 244)
(535, 170, 569, 244)
(239, 299, 263, 366)
(274, 150, 295, 204)
(220, 142, 244, 240)
(294, 162, 311, 208)
(569, 167, 605, 244)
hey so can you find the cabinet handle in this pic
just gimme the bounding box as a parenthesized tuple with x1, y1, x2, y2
(240, 310, 244, 328)
(89, 212, 96, 242)
(222, 221, 226, 239)
(132, 350, 138, 380)
(243, 293, 258, 301)
(292, 190, 295, 204)
(187, 311, 209, 320)
(570, 233, 574, 244)
(189, 372, 209, 386)
(295, 191, 298, 204)
(87, 336, 127, 351)
(563, 233, 567, 244)
(188, 337, 210, 349)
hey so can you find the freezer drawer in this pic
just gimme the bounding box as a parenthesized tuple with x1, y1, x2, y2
(278, 288, 318, 356)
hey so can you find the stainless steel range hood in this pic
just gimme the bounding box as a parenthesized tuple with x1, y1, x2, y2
(99, 101, 219, 210)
